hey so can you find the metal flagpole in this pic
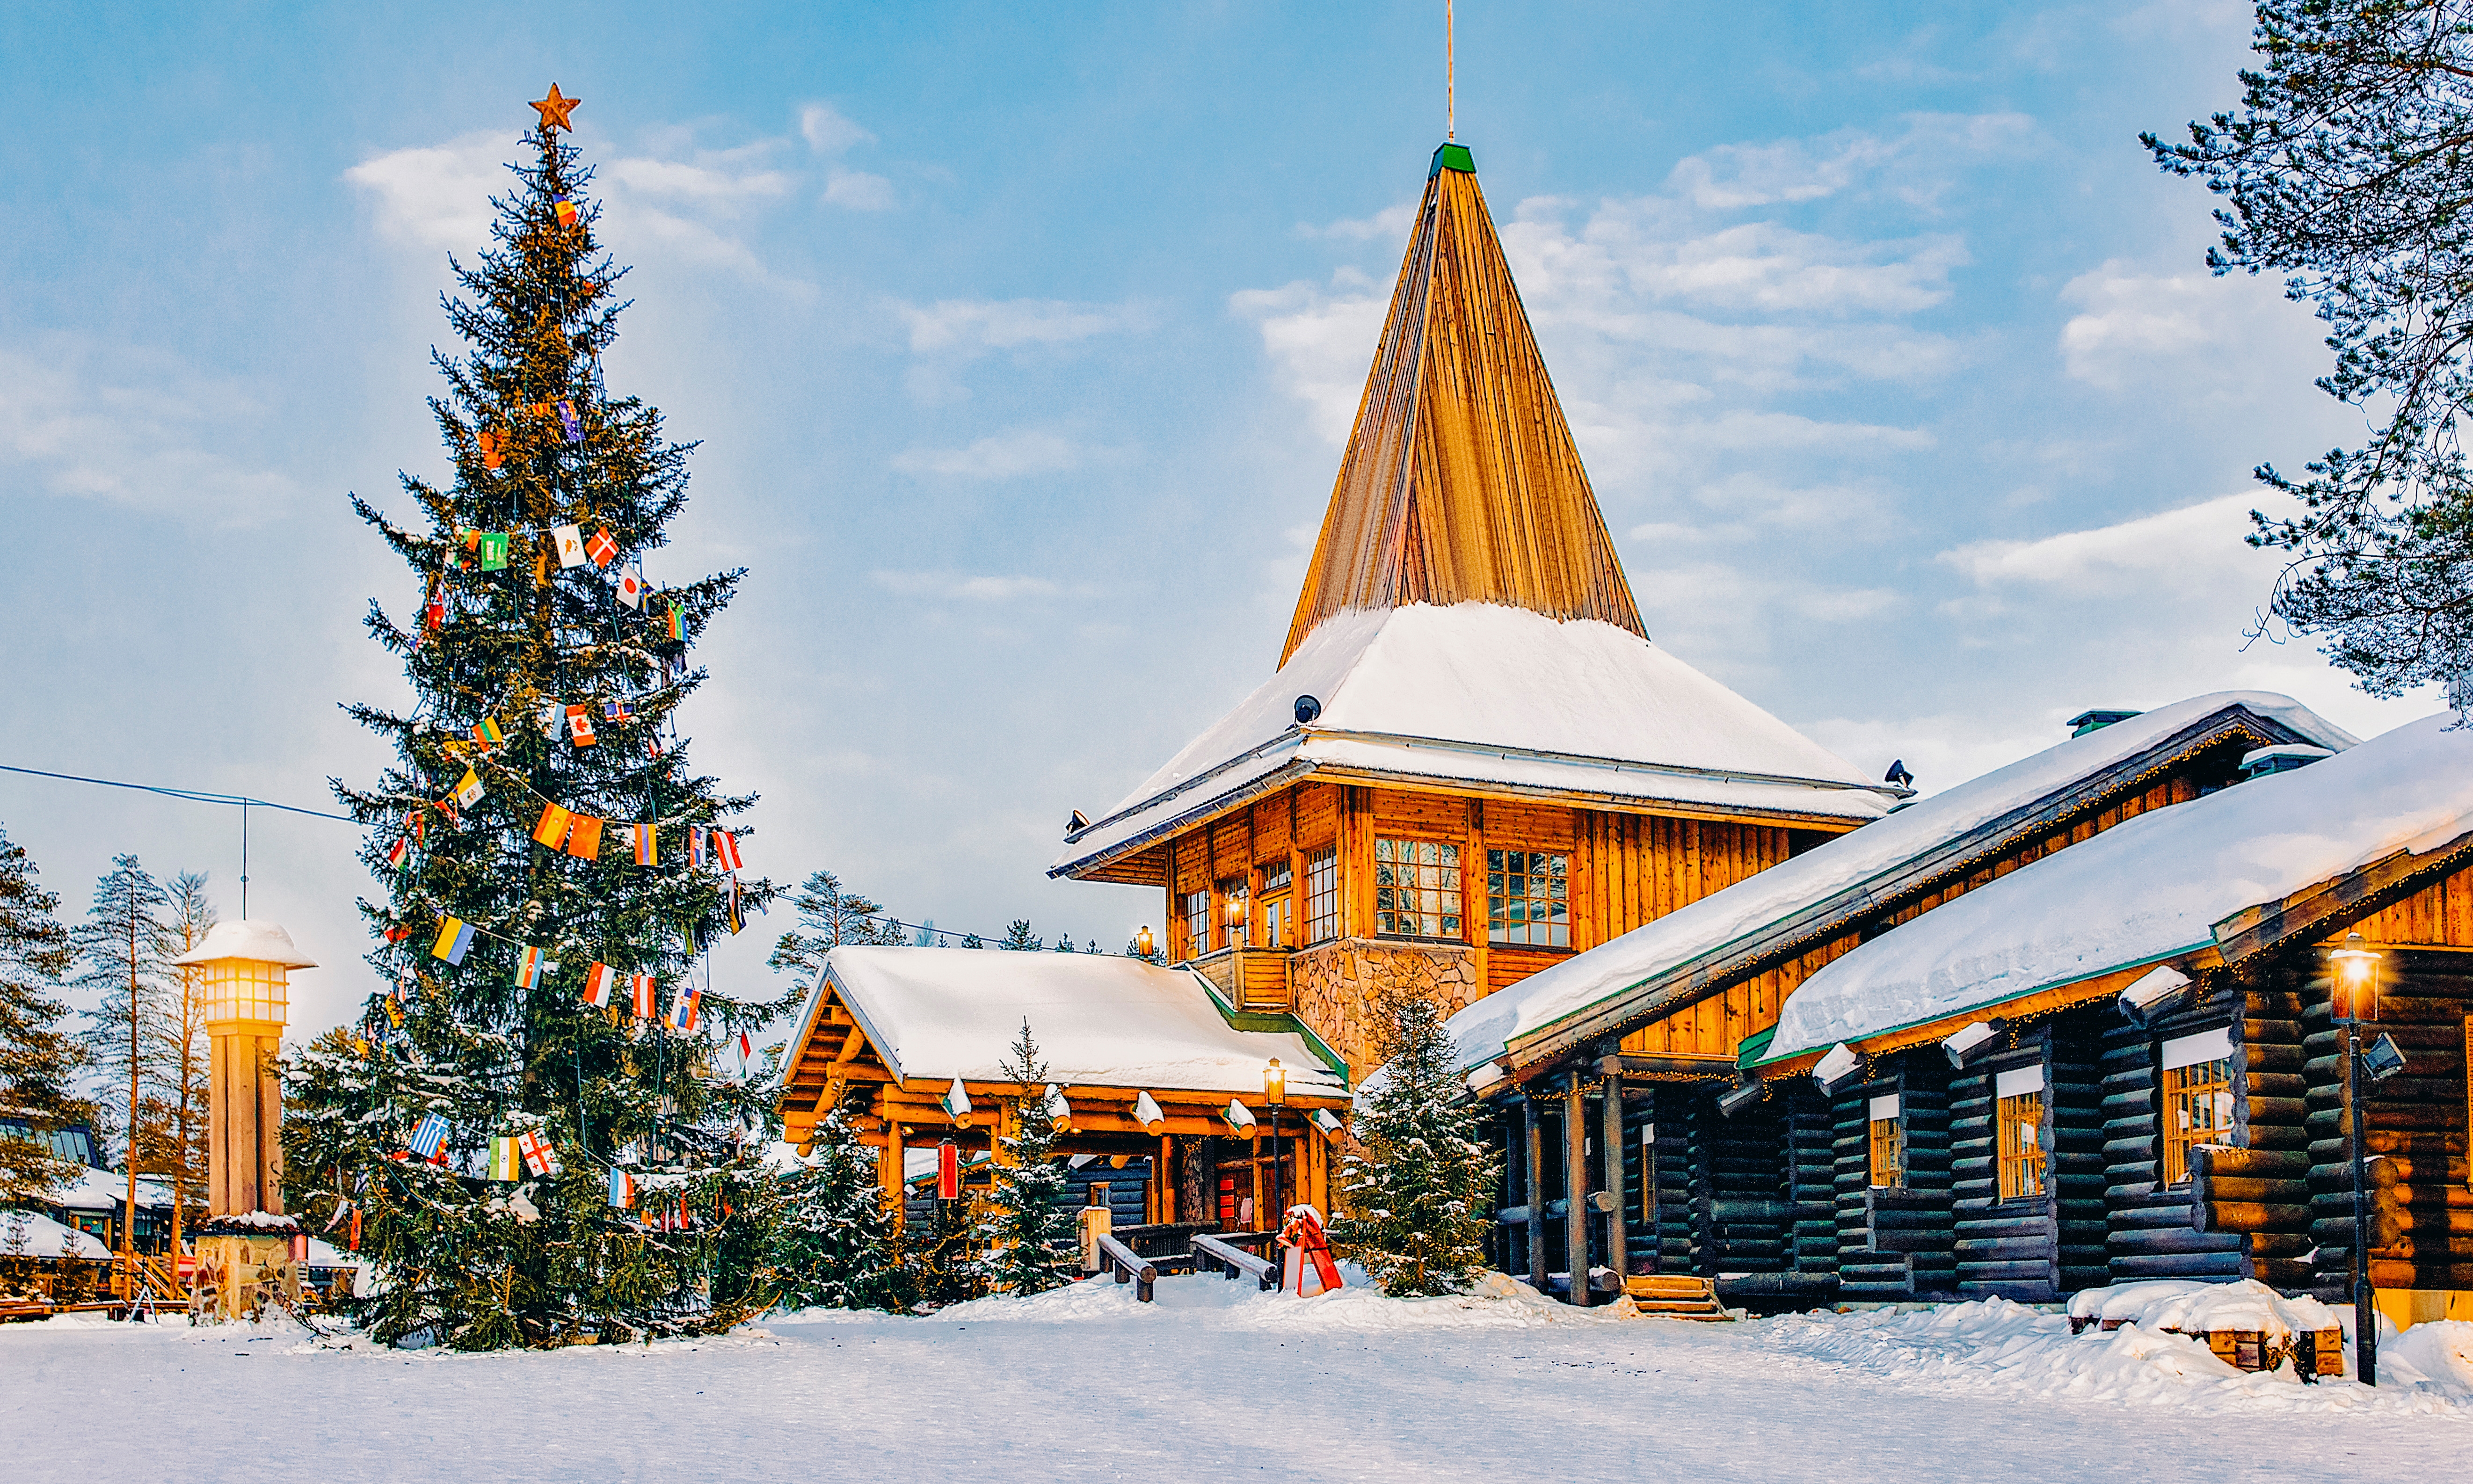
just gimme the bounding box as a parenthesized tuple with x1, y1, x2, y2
(1446, 0, 1456, 141)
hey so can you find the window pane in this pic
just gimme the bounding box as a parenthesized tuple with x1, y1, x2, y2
(1374, 836, 1463, 939)
(1305, 847, 1338, 944)
(1486, 849, 1571, 946)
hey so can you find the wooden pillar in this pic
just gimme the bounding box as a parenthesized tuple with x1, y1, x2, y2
(1601, 1062, 1626, 1286)
(880, 1121, 906, 1241)
(1522, 1094, 1546, 1291)
(1157, 1134, 1174, 1223)
(1565, 1077, 1591, 1305)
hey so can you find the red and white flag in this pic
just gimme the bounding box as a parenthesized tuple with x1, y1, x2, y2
(617, 566, 645, 610)
(713, 830, 743, 872)
(566, 704, 596, 746)
(582, 962, 615, 1008)
(516, 1128, 556, 1177)
(585, 528, 618, 567)
(631, 972, 656, 1020)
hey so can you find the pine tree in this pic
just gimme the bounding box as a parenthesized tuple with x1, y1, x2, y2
(962, 1019, 1073, 1295)
(960, 934, 984, 950)
(1328, 990, 1500, 1296)
(293, 94, 785, 1350)
(996, 920, 1041, 952)
(72, 855, 171, 1195)
(0, 826, 91, 1206)
(140, 873, 215, 1251)
(2146, 3, 2473, 709)
(767, 868, 906, 984)
(764, 1107, 899, 1311)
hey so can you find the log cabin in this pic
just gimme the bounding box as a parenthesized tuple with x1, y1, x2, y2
(776, 947, 1351, 1235)
(1048, 141, 1900, 1097)
(1444, 692, 2356, 1303)
(1548, 711, 2473, 1328)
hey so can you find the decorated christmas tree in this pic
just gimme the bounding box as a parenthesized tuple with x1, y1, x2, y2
(288, 86, 789, 1349)
(961, 1019, 1073, 1295)
(1328, 990, 1499, 1296)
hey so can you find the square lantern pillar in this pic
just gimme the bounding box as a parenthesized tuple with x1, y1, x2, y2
(174, 922, 315, 1219)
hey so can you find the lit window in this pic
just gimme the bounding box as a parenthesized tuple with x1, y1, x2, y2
(1304, 847, 1339, 944)
(1995, 1064, 2046, 1200)
(1261, 858, 1293, 894)
(1179, 889, 1210, 960)
(1486, 850, 1570, 946)
(1219, 876, 1250, 949)
(1375, 838, 1461, 939)
(2160, 1026, 2236, 1186)
(1867, 1093, 1905, 1189)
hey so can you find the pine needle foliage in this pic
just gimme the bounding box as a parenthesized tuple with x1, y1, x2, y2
(72, 855, 172, 1170)
(1329, 990, 1499, 1296)
(0, 827, 91, 1206)
(764, 1106, 900, 1311)
(963, 1019, 1074, 1296)
(2147, 1, 2473, 709)
(290, 115, 786, 1349)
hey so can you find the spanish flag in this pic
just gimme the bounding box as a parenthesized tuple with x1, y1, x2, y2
(532, 801, 573, 850)
(565, 814, 605, 860)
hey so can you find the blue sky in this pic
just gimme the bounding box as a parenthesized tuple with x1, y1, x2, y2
(0, 2, 2440, 1045)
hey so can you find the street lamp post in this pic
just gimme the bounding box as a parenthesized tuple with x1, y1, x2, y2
(1265, 1058, 1287, 1227)
(2330, 931, 2383, 1386)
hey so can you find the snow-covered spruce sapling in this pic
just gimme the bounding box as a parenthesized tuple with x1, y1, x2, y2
(290, 104, 788, 1349)
(764, 1106, 900, 1312)
(1328, 989, 1501, 1296)
(961, 1019, 1076, 1296)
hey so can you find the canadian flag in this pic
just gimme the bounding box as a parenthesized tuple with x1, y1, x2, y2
(566, 704, 596, 747)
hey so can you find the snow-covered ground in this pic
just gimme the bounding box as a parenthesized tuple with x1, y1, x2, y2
(7, 1278, 2471, 1482)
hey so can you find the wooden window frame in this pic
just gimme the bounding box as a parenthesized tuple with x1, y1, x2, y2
(2160, 1026, 2237, 1187)
(1866, 1092, 1905, 1190)
(1218, 875, 1250, 950)
(1374, 836, 1463, 941)
(1303, 846, 1339, 945)
(1485, 848, 1571, 947)
(1994, 1062, 2046, 1202)
(1178, 887, 1210, 962)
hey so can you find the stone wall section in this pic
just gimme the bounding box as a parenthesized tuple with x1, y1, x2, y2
(1291, 938, 1483, 1080)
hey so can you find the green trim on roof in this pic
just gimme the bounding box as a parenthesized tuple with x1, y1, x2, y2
(1193, 974, 1352, 1088)
(1735, 1026, 1776, 1072)
(1430, 142, 1476, 177)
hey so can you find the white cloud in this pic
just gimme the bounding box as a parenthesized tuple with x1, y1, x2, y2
(0, 335, 298, 521)
(869, 570, 1076, 601)
(1938, 492, 2260, 591)
(800, 102, 876, 156)
(889, 427, 1116, 478)
(1298, 202, 1415, 242)
(898, 298, 1156, 356)
(343, 131, 507, 249)
(605, 157, 793, 203)
(1668, 112, 2035, 211)
(2057, 261, 2285, 390)
(1227, 272, 1386, 443)
(825, 168, 896, 211)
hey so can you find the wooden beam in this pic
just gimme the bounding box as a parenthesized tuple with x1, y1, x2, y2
(1523, 1096, 1545, 1291)
(1564, 1079, 1591, 1305)
(1601, 1063, 1626, 1285)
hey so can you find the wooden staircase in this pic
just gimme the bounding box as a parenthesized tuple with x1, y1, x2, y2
(1624, 1273, 1731, 1321)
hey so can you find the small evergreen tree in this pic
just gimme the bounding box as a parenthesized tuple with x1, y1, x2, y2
(0, 826, 91, 1206)
(963, 1019, 1072, 1295)
(960, 934, 984, 950)
(1329, 989, 1499, 1296)
(996, 920, 1041, 952)
(142, 873, 215, 1249)
(764, 1106, 899, 1311)
(72, 855, 171, 1179)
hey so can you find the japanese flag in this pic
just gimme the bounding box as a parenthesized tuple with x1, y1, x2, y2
(553, 524, 588, 568)
(617, 566, 645, 610)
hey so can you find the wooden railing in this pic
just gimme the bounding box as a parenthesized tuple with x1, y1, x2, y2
(1191, 1231, 1277, 1290)
(1094, 1233, 1156, 1302)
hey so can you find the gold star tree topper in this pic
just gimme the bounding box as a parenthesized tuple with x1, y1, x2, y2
(531, 84, 581, 133)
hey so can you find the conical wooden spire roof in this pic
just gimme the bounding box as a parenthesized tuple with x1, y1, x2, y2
(1280, 143, 1646, 664)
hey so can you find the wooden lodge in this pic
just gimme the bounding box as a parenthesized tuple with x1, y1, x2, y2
(1453, 710, 2473, 1326)
(1047, 142, 1902, 1090)
(777, 947, 1352, 1231)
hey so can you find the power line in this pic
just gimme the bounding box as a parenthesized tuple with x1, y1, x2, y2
(0, 763, 358, 823)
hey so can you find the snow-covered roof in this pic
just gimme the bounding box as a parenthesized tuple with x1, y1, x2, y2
(171, 919, 316, 968)
(1054, 603, 1896, 876)
(1759, 712, 2473, 1063)
(1, 1209, 109, 1258)
(1442, 691, 2354, 1075)
(820, 946, 1347, 1097)
(46, 1166, 175, 1211)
